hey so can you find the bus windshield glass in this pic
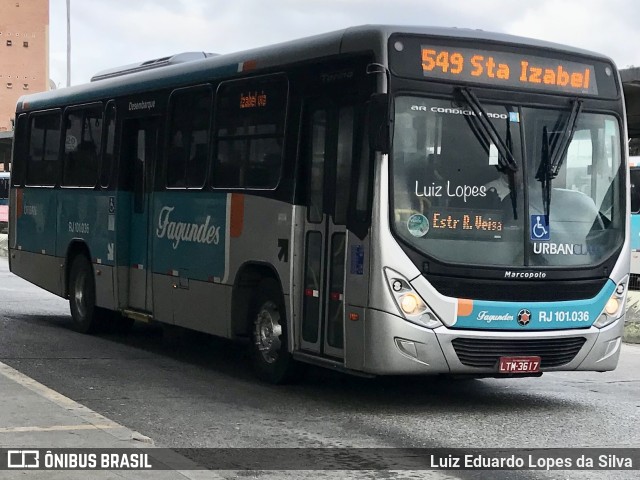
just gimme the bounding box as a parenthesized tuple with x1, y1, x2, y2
(0, 173, 9, 201)
(391, 95, 624, 267)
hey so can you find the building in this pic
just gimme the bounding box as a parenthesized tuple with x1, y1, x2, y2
(0, 0, 49, 137)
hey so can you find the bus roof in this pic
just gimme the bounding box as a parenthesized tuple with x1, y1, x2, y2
(16, 25, 617, 113)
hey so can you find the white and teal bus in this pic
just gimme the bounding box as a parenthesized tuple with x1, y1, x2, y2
(629, 157, 640, 290)
(0, 171, 9, 232)
(8, 26, 629, 383)
(0, 171, 9, 206)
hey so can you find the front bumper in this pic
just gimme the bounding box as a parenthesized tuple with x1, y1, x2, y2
(358, 308, 624, 375)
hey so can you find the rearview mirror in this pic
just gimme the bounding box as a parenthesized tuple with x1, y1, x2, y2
(368, 94, 390, 154)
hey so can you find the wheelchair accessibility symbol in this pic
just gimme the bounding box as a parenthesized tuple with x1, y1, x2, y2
(530, 215, 550, 241)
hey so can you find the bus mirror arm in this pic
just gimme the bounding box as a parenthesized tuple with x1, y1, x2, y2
(367, 94, 390, 154)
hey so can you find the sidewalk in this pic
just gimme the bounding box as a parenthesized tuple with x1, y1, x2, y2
(0, 361, 214, 479)
(624, 291, 640, 343)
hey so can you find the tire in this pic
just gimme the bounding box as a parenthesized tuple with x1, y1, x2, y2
(251, 278, 301, 384)
(68, 254, 100, 334)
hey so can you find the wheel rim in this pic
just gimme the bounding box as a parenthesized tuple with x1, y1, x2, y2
(254, 300, 283, 364)
(73, 269, 87, 319)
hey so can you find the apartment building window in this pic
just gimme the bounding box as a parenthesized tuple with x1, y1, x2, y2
(6, 40, 12, 46)
(23, 41, 28, 48)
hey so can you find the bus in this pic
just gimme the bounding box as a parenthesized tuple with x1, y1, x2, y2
(630, 157, 640, 290)
(0, 171, 9, 205)
(0, 171, 9, 232)
(8, 26, 629, 383)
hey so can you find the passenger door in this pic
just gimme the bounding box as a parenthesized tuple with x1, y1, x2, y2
(299, 98, 358, 359)
(122, 117, 159, 312)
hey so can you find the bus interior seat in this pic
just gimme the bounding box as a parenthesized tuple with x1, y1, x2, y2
(167, 146, 185, 186)
(187, 144, 208, 186)
(76, 141, 98, 182)
(541, 188, 604, 238)
(215, 161, 241, 187)
(245, 153, 281, 188)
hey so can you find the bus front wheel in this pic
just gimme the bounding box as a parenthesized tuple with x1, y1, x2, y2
(251, 279, 300, 384)
(68, 255, 100, 334)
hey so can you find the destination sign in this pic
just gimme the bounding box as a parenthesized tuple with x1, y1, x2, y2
(427, 208, 504, 241)
(239, 91, 268, 109)
(420, 45, 598, 95)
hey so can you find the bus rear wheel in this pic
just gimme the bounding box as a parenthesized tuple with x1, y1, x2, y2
(251, 279, 300, 384)
(68, 254, 100, 334)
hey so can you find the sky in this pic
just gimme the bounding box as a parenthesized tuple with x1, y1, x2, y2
(48, 0, 640, 87)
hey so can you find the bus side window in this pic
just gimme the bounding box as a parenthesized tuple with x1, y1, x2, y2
(347, 105, 373, 239)
(212, 74, 287, 190)
(334, 106, 355, 225)
(630, 169, 640, 214)
(11, 114, 28, 187)
(166, 86, 212, 189)
(62, 105, 102, 187)
(26, 111, 61, 186)
(134, 130, 146, 213)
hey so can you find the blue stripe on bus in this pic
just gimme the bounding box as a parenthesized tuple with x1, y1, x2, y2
(151, 191, 227, 281)
(17, 189, 229, 282)
(454, 280, 616, 330)
(631, 214, 640, 252)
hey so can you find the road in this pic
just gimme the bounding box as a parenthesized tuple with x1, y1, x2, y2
(1, 257, 639, 479)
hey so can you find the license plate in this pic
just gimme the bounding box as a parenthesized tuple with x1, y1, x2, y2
(498, 356, 541, 373)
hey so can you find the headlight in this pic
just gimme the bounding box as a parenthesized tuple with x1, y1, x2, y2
(384, 268, 442, 329)
(594, 278, 627, 329)
(400, 293, 423, 315)
(604, 298, 619, 316)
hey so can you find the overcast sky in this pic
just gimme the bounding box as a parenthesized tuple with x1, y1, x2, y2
(48, 0, 640, 87)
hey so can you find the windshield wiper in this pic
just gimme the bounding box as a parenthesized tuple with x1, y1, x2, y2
(535, 99, 583, 220)
(549, 99, 583, 178)
(458, 87, 518, 172)
(535, 126, 552, 220)
(457, 87, 519, 219)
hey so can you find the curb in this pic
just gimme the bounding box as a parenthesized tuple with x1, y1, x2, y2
(624, 291, 640, 344)
(624, 321, 640, 344)
(0, 360, 154, 446)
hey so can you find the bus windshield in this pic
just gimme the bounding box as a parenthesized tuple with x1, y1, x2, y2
(0, 172, 9, 203)
(0, 174, 9, 200)
(391, 95, 624, 268)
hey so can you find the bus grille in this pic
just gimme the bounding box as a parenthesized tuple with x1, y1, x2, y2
(629, 274, 640, 291)
(451, 337, 587, 369)
(425, 276, 606, 301)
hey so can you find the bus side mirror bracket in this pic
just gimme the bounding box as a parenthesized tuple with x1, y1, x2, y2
(368, 94, 390, 154)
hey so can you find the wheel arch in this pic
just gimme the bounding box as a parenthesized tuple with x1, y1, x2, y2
(64, 239, 92, 298)
(231, 261, 285, 339)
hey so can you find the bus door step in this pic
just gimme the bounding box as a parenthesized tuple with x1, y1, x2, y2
(293, 352, 375, 378)
(122, 309, 153, 323)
